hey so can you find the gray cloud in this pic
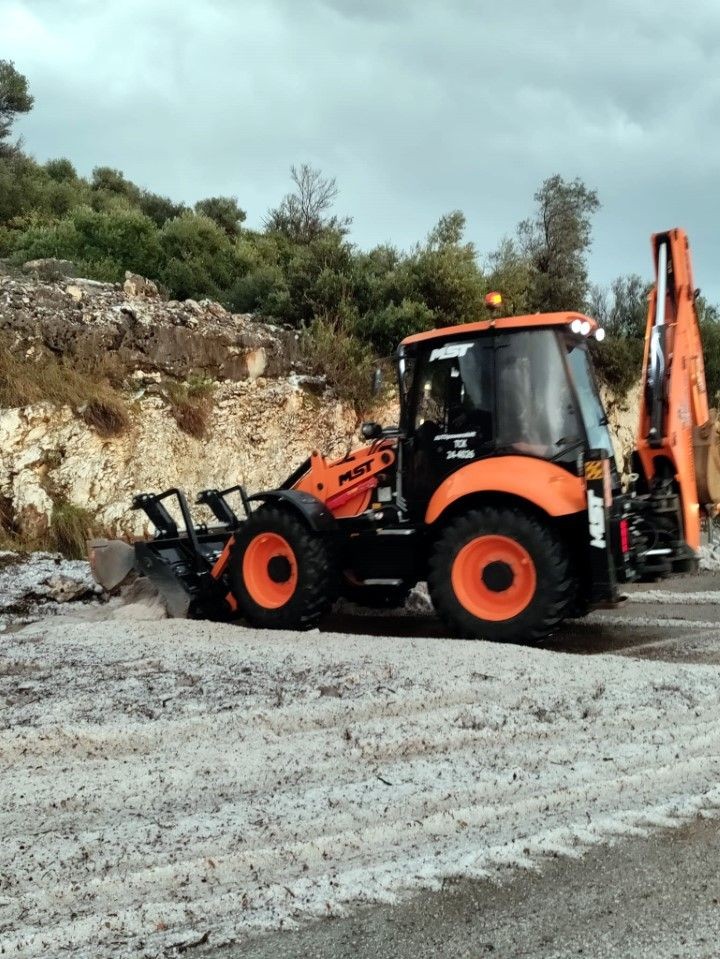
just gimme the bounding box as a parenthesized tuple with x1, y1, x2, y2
(4, 0, 720, 296)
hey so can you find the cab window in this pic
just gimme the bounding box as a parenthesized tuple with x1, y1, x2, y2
(564, 336, 616, 466)
(414, 339, 494, 451)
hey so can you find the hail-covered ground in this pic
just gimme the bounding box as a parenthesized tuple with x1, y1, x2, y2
(2, 551, 720, 957)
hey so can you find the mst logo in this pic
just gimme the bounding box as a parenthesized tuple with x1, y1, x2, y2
(339, 461, 372, 486)
(429, 342, 472, 362)
(587, 489, 606, 548)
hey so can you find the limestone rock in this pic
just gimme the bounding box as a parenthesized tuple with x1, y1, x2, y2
(0, 379, 365, 537)
(0, 273, 301, 382)
(22, 258, 77, 280)
(12, 469, 54, 539)
(123, 272, 159, 298)
(43, 573, 94, 603)
(602, 381, 641, 472)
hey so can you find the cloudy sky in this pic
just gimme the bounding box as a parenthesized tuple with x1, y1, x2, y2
(4, 0, 720, 297)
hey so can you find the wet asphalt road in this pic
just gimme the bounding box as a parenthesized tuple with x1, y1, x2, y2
(237, 818, 720, 959)
(326, 571, 720, 666)
(229, 571, 720, 959)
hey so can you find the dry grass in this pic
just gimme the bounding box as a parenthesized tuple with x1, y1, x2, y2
(0, 496, 105, 560)
(48, 501, 98, 559)
(80, 398, 130, 437)
(164, 375, 215, 439)
(0, 334, 130, 437)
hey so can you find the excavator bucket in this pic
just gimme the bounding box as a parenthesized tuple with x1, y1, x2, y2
(694, 411, 720, 509)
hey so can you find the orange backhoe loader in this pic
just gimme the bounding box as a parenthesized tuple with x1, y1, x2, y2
(90, 228, 720, 643)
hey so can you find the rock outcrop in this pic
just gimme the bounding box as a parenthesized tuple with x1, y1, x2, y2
(0, 268, 370, 536)
(603, 380, 641, 473)
(0, 379, 366, 537)
(0, 270, 301, 382)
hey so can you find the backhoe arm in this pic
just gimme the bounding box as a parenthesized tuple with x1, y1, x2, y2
(635, 228, 712, 549)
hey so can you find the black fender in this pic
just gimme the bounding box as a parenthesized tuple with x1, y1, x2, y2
(247, 489, 337, 533)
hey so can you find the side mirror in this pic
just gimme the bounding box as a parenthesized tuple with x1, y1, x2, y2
(361, 421, 383, 440)
(371, 366, 383, 396)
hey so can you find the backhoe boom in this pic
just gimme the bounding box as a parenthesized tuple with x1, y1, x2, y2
(635, 228, 713, 550)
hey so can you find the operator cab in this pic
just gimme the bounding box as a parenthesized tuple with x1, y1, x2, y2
(397, 315, 615, 517)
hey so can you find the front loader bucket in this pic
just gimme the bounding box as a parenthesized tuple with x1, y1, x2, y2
(95, 486, 243, 622)
(133, 541, 194, 618)
(88, 538, 136, 591)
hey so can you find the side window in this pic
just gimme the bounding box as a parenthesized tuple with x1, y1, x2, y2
(414, 339, 494, 457)
(398, 354, 416, 430)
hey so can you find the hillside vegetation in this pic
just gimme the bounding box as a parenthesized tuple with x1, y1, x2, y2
(1, 59, 719, 402)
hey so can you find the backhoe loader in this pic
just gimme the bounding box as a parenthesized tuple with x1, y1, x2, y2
(90, 228, 720, 643)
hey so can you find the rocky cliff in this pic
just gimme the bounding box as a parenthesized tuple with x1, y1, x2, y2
(603, 381, 641, 474)
(0, 380, 365, 537)
(1, 262, 300, 381)
(0, 265, 367, 539)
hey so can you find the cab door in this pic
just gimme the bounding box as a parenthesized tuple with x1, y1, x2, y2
(404, 335, 495, 518)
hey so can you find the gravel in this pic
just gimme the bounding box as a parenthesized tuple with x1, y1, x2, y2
(0, 551, 101, 632)
(3, 616, 720, 957)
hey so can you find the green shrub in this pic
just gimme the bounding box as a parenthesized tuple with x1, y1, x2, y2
(700, 317, 720, 405)
(361, 299, 435, 355)
(158, 212, 240, 300)
(194, 195, 246, 236)
(11, 205, 162, 281)
(301, 315, 375, 413)
(590, 335, 645, 398)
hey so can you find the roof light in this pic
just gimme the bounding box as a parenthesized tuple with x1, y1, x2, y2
(580, 320, 591, 336)
(595, 327, 606, 342)
(570, 319, 583, 334)
(485, 291, 503, 309)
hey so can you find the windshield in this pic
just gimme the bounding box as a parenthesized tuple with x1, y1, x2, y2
(564, 336, 617, 466)
(404, 330, 615, 475)
(495, 330, 582, 463)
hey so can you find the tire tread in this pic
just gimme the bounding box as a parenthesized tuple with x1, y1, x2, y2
(229, 506, 335, 630)
(427, 505, 572, 643)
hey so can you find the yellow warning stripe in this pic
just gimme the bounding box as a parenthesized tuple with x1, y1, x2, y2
(584, 461, 604, 481)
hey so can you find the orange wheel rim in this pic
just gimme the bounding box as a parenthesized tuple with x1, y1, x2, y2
(242, 532, 298, 609)
(451, 534, 536, 622)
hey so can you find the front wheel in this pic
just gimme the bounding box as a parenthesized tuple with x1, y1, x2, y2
(427, 506, 572, 643)
(229, 507, 336, 629)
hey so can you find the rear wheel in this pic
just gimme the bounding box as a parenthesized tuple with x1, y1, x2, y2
(229, 507, 336, 629)
(427, 506, 571, 643)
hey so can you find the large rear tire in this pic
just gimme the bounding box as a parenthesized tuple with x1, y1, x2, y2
(427, 506, 571, 643)
(229, 507, 336, 630)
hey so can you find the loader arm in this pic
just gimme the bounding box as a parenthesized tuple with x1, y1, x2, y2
(293, 442, 396, 518)
(635, 228, 712, 550)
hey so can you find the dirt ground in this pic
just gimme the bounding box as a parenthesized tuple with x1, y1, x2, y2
(3, 569, 720, 958)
